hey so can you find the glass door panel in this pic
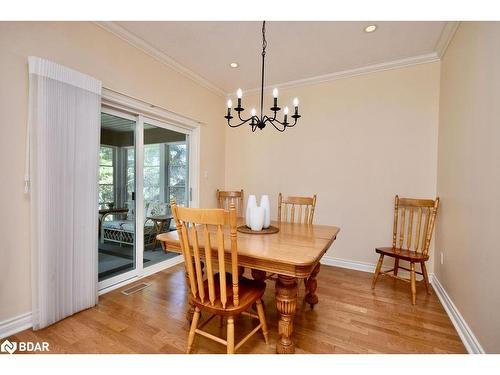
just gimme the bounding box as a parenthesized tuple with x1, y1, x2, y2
(168, 143, 188, 206)
(98, 111, 137, 284)
(143, 123, 188, 267)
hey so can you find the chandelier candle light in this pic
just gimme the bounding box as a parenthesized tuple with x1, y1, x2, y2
(225, 21, 301, 132)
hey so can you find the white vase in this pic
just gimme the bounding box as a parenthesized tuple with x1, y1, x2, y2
(260, 195, 271, 228)
(250, 206, 265, 231)
(246, 195, 257, 227)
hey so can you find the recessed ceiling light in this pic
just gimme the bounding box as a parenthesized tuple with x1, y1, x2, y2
(364, 25, 377, 33)
(230, 62, 239, 68)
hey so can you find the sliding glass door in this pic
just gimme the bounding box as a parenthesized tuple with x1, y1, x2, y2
(98, 108, 192, 290)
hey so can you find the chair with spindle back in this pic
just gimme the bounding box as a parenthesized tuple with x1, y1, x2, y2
(217, 189, 244, 217)
(372, 195, 440, 305)
(276, 193, 318, 305)
(171, 200, 269, 354)
(278, 193, 317, 224)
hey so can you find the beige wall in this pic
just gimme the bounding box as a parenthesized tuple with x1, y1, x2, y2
(435, 22, 500, 353)
(225, 62, 441, 268)
(0, 22, 225, 322)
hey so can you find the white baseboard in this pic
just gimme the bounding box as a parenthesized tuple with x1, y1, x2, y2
(321, 255, 484, 354)
(321, 255, 378, 273)
(431, 275, 485, 354)
(321, 255, 399, 274)
(0, 312, 32, 339)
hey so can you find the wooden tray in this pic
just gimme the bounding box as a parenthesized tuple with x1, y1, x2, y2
(237, 225, 279, 235)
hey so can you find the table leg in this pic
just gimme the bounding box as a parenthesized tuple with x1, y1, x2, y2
(251, 269, 267, 282)
(305, 262, 320, 309)
(275, 274, 298, 354)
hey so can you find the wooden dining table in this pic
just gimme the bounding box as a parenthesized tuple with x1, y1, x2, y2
(156, 219, 340, 354)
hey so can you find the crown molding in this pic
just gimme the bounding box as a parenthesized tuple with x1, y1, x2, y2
(94, 21, 226, 97)
(236, 52, 440, 97)
(435, 21, 460, 58)
(95, 21, 453, 99)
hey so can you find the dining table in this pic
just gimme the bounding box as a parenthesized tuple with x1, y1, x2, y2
(156, 219, 340, 354)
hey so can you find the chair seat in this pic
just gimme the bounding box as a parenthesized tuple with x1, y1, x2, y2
(192, 273, 266, 316)
(375, 247, 429, 262)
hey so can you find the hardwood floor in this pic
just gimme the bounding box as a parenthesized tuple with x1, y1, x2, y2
(10, 264, 466, 354)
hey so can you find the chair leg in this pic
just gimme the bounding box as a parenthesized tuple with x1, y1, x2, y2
(410, 262, 417, 305)
(372, 254, 384, 289)
(187, 307, 200, 354)
(421, 262, 431, 294)
(393, 258, 400, 276)
(255, 299, 269, 344)
(227, 317, 235, 354)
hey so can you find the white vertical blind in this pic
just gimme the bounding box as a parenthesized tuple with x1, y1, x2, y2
(27, 56, 102, 329)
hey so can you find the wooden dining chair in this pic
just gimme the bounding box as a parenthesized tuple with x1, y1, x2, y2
(278, 193, 317, 224)
(171, 200, 269, 354)
(372, 195, 440, 305)
(276, 193, 318, 303)
(217, 189, 244, 217)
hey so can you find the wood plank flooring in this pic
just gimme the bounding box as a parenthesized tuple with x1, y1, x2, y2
(10, 264, 466, 354)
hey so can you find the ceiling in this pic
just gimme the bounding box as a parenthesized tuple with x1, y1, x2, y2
(100, 113, 160, 132)
(103, 21, 455, 95)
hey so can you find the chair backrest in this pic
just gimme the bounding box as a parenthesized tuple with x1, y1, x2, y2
(392, 195, 440, 255)
(216, 189, 244, 217)
(171, 200, 239, 309)
(278, 193, 317, 224)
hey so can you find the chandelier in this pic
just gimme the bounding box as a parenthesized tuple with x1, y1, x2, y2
(225, 21, 301, 132)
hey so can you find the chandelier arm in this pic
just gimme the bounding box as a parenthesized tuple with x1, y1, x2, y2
(227, 117, 254, 128)
(265, 116, 287, 127)
(237, 110, 246, 122)
(284, 117, 298, 127)
(265, 117, 287, 132)
(268, 110, 278, 122)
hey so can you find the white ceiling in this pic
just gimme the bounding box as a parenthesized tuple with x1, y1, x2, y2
(107, 21, 454, 94)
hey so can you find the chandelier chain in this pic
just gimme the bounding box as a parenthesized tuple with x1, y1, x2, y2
(262, 21, 267, 57)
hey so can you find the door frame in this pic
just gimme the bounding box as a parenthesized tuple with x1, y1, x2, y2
(98, 89, 200, 294)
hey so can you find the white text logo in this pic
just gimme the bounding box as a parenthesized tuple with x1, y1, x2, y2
(1, 339, 50, 354)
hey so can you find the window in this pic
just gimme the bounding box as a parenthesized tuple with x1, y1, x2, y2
(144, 144, 162, 202)
(139, 142, 188, 206)
(168, 143, 188, 205)
(126, 147, 135, 202)
(99, 146, 114, 206)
